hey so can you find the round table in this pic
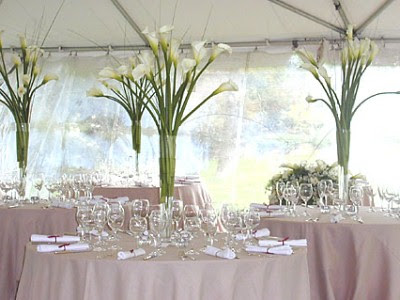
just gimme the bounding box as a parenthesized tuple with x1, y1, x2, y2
(16, 234, 310, 300)
(0, 183, 212, 300)
(258, 207, 400, 300)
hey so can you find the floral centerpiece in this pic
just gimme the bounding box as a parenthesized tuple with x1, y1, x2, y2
(266, 160, 337, 205)
(87, 60, 153, 173)
(0, 32, 58, 196)
(93, 25, 238, 204)
(297, 25, 399, 204)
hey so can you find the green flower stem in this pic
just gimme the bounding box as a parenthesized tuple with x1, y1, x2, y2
(159, 134, 176, 203)
(16, 122, 29, 176)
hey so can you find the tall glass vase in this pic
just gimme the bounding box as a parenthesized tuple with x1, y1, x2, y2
(16, 122, 29, 202)
(159, 133, 176, 205)
(131, 120, 141, 174)
(336, 128, 350, 206)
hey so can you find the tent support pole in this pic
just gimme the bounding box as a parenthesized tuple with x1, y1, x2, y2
(356, 0, 395, 34)
(333, 0, 350, 28)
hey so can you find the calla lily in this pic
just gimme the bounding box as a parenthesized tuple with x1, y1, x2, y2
(138, 51, 155, 77)
(346, 25, 353, 40)
(368, 41, 379, 64)
(296, 49, 317, 67)
(19, 35, 27, 49)
(17, 86, 26, 97)
(169, 38, 181, 65)
(318, 66, 331, 85)
(129, 56, 138, 68)
(0, 30, 4, 49)
(33, 66, 41, 76)
(212, 80, 238, 95)
(192, 41, 207, 64)
(209, 43, 232, 62)
(142, 27, 159, 56)
(86, 87, 104, 97)
(301, 63, 319, 79)
(99, 67, 122, 81)
(159, 25, 174, 50)
(359, 38, 371, 57)
(12, 54, 21, 66)
(306, 96, 317, 103)
(117, 65, 129, 76)
(341, 47, 348, 66)
(22, 74, 30, 86)
(131, 64, 147, 81)
(42, 74, 59, 84)
(181, 58, 196, 74)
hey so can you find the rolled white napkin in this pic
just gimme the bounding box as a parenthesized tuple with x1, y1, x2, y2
(246, 245, 293, 256)
(31, 234, 80, 243)
(259, 239, 307, 247)
(117, 248, 146, 260)
(204, 246, 236, 259)
(236, 228, 271, 241)
(37, 243, 90, 253)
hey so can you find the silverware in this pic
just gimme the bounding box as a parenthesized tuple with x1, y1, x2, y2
(143, 253, 158, 260)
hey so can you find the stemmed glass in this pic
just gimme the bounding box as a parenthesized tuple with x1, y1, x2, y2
(132, 199, 150, 218)
(149, 209, 168, 256)
(92, 202, 109, 251)
(184, 205, 201, 237)
(283, 185, 298, 217)
(349, 185, 363, 222)
(364, 184, 376, 212)
(200, 207, 218, 247)
(276, 180, 286, 211)
(383, 187, 396, 217)
(224, 209, 242, 251)
(318, 179, 332, 213)
(171, 199, 183, 232)
(129, 216, 148, 249)
(243, 208, 260, 245)
(32, 173, 44, 203)
(300, 183, 313, 216)
(107, 201, 125, 248)
(76, 205, 93, 242)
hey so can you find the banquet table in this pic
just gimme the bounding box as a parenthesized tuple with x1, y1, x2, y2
(0, 205, 77, 300)
(0, 183, 211, 300)
(16, 234, 310, 300)
(94, 182, 212, 208)
(258, 207, 400, 300)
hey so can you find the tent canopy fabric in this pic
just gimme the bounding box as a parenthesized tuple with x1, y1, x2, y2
(0, 0, 399, 49)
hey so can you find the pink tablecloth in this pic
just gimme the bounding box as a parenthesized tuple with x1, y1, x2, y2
(258, 207, 400, 300)
(94, 183, 212, 208)
(17, 235, 310, 300)
(0, 205, 76, 300)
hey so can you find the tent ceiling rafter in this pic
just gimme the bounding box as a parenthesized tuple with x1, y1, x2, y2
(333, 0, 350, 28)
(355, 0, 396, 34)
(266, 0, 345, 34)
(109, 0, 148, 45)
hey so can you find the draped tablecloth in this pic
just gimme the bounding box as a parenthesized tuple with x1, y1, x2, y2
(258, 207, 400, 300)
(94, 183, 212, 208)
(17, 235, 310, 300)
(0, 183, 212, 300)
(0, 205, 77, 300)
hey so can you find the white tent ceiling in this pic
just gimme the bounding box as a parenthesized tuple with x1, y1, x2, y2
(0, 0, 399, 50)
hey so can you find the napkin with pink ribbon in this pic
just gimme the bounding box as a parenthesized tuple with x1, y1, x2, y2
(236, 228, 271, 241)
(37, 243, 90, 253)
(258, 239, 307, 247)
(117, 248, 146, 260)
(246, 245, 293, 256)
(204, 246, 236, 259)
(31, 234, 80, 243)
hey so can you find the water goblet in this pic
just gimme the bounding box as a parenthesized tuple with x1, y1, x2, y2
(107, 201, 125, 242)
(243, 208, 260, 245)
(276, 180, 286, 211)
(129, 216, 148, 249)
(349, 185, 363, 222)
(92, 203, 108, 251)
(171, 199, 183, 232)
(149, 210, 168, 256)
(184, 204, 201, 237)
(200, 207, 218, 247)
(300, 183, 313, 216)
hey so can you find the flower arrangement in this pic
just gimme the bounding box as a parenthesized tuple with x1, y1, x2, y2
(89, 25, 238, 204)
(0, 32, 58, 183)
(265, 160, 366, 205)
(296, 25, 399, 204)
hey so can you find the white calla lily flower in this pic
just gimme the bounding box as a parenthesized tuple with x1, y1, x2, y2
(301, 63, 319, 78)
(117, 65, 129, 76)
(12, 54, 21, 66)
(131, 64, 147, 81)
(22, 74, 30, 86)
(86, 87, 104, 97)
(19, 35, 27, 49)
(0, 30, 4, 49)
(181, 58, 196, 74)
(17, 86, 26, 97)
(159, 25, 174, 49)
(306, 96, 317, 103)
(191, 41, 207, 64)
(169, 38, 181, 65)
(209, 43, 232, 62)
(142, 27, 159, 56)
(212, 80, 238, 95)
(346, 25, 353, 40)
(368, 41, 379, 64)
(42, 73, 59, 84)
(99, 67, 122, 81)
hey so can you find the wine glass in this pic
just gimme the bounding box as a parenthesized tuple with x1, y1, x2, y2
(283, 186, 298, 217)
(224, 209, 242, 251)
(349, 185, 363, 222)
(132, 199, 150, 218)
(76, 205, 93, 241)
(276, 180, 286, 211)
(107, 201, 125, 245)
(200, 207, 218, 247)
(92, 202, 109, 251)
(183, 205, 201, 236)
(149, 210, 168, 256)
(243, 208, 261, 245)
(129, 216, 148, 249)
(299, 183, 313, 216)
(171, 199, 183, 232)
(318, 179, 331, 213)
(32, 173, 44, 203)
